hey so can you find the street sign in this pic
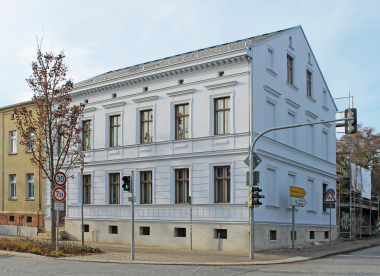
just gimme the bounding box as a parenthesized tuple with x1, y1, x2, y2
(324, 191, 336, 203)
(244, 153, 262, 169)
(54, 202, 65, 211)
(53, 171, 67, 186)
(289, 186, 307, 197)
(289, 196, 307, 207)
(52, 187, 66, 202)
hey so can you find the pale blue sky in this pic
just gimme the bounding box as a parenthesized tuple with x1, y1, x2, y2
(1, 0, 379, 132)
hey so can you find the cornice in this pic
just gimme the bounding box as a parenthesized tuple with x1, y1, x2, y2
(305, 110, 318, 119)
(102, 101, 125, 109)
(83, 107, 96, 113)
(132, 95, 158, 103)
(263, 85, 281, 98)
(166, 89, 195, 97)
(71, 55, 249, 98)
(205, 81, 237, 90)
(285, 98, 300, 109)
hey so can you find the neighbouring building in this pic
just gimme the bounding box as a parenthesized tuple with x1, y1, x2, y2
(49, 26, 338, 252)
(0, 102, 45, 236)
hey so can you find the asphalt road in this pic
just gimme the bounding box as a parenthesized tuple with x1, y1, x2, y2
(1, 246, 380, 275)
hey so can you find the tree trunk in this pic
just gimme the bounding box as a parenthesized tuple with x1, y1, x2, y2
(50, 179, 56, 244)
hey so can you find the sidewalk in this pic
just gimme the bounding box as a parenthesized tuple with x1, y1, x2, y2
(63, 236, 380, 265)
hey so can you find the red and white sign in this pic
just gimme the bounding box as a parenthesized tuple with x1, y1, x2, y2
(324, 191, 336, 203)
(52, 187, 66, 202)
(54, 171, 67, 186)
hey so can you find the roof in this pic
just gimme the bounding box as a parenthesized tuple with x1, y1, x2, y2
(75, 26, 296, 87)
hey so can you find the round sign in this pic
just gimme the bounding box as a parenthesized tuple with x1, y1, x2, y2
(54, 171, 67, 186)
(52, 187, 66, 202)
(326, 188, 335, 196)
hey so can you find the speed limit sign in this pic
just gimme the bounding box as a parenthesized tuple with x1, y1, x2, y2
(54, 171, 67, 186)
(52, 187, 66, 202)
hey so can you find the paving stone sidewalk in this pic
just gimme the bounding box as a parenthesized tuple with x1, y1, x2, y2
(64, 236, 380, 265)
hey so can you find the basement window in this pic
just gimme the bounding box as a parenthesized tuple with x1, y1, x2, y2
(325, 231, 329, 239)
(218, 71, 225, 77)
(140, 226, 150, 236)
(214, 229, 227, 239)
(269, 230, 277, 241)
(174, 228, 186, 237)
(84, 225, 89, 232)
(26, 216, 32, 223)
(109, 225, 118, 234)
(9, 215, 14, 222)
(290, 230, 297, 241)
(310, 231, 315, 240)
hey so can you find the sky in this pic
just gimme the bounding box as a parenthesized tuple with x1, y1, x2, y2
(1, 0, 379, 132)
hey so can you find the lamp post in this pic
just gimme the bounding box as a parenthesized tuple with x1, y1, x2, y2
(80, 161, 84, 246)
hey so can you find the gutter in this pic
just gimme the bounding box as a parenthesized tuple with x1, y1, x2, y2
(2, 111, 4, 211)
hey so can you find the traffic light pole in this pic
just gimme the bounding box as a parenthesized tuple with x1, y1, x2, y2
(249, 116, 353, 260)
(131, 171, 135, 260)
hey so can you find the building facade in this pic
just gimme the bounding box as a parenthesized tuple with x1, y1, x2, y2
(0, 102, 45, 236)
(50, 26, 337, 252)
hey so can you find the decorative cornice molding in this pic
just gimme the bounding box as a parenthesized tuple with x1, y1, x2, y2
(322, 121, 332, 128)
(305, 110, 318, 119)
(205, 81, 237, 90)
(72, 55, 248, 98)
(322, 106, 329, 112)
(132, 96, 158, 103)
(306, 95, 317, 103)
(83, 107, 96, 113)
(264, 85, 281, 98)
(285, 98, 300, 109)
(266, 68, 278, 77)
(166, 89, 195, 97)
(102, 101, 125, 109)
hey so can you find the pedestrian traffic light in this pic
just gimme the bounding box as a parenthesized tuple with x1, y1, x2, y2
(247, 186, 264, 208)
(122, 176, 131, 192)
(345, 108, 357, 134)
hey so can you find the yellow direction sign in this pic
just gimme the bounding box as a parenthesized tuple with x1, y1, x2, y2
(289, 186, 306, 197)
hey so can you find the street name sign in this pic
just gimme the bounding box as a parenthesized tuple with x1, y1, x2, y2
(53, 171, 67, 186)
(324, 191, 336, 203)
(289, 196, 307, 207)
(54, 202, 65, 211)
(289, 186, 307, 197)
(52, 187, 66, 202)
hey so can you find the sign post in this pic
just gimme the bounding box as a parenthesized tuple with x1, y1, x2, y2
(289, 186, 307, 249)
(53, 172, 67, 254)
(324, 190, 336, 244)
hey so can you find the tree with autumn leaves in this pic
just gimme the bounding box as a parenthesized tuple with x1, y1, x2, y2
(14, 45, 85, 244)
(336, 125, 380, 197)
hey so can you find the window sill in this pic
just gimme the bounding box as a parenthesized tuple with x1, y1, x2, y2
(8, 152, 17, 155)
(322, 211, 330, 215)
(265, 205, 280, 210)
(286, 82, 299, 91)
(308, 62, 313, 67)
(269, 240, 277, 243)
(266, 68, 278, 77)
(288, 45, 295, 51)
(306, 210, 317, 213)
(306, 95, 316, 103)
(26, 198, 35, 201)
(8, 198, 17, 201)
(287, 207, 299, 212)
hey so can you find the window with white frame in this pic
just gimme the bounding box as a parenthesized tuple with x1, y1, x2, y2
(10, 175, 16, 199)
(175, 169, 189, 203)
(214, 166, 230, 203)
(83, 175, 91, 204)
(306, 70, 312, 97)
(26, 131, 35, 152)
(82, 120, 92, 150)
(26, 174, 34, 199)
(287, 55, 294, 84)
(10, 131, 17, 154)
(109, 173, 120, 204)
(267, 168, 277, 206)
(110, 115, 121, 147)
(308, 179, 314, 210)
(175, 104, 189, 140)
(140, 171, 152, 204)
(214, 97, 230, 135)
(287, 112, 296, 147)
(141, 110, 153, 143)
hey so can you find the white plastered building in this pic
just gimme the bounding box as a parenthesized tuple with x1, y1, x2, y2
(45, 26, 338, 252)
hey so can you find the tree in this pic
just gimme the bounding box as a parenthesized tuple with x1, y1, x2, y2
(14, 45, 85, 244)
(336, 125, 380, 197)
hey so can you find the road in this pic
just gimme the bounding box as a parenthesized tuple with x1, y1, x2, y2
(0, 246, 380, 275)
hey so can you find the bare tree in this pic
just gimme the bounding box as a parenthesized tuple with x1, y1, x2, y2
(14, 45, 85, 244)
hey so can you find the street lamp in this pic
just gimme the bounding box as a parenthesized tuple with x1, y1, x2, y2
(80, 161, 84, 246)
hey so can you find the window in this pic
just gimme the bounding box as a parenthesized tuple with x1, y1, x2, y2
(140, 110, 153, 143)
(26, 174, 34, 199)
(140, 226, 150, 235)
(306, 70, 312, 97)
(308, 179, 315, 210)
(322, 131, 328, 160)
(289, 36, 292, 47)
(109, 173, 120, 204)
(9, 216, 14, 222)
(175, 228, 186, 237)
(291, 230, 297, 241)
(109, 225, 118, 234)
(140, 171, 152, 204)
(10, 113, 14, 120)
(268, 48, 274, 71)
(82, 120, 92, 150)
(214, 97, 230, 135)
(287, 112, 295, 147)
(26, 129, 35, 152)
(175, 104, 189, 140)
(323, 184, 328, 212)
(28, 110, 32, 116)
(215, 229, 227, 239)
(310, 231, 315, 240)
(308, 53, 311, 63)
(269, 230, 277, 241)
(10, 131, 17, 154)
(84, 225, 89, 232)
(10, 175, 16, 199)
(325, 231, 329, 239)
(214, 166, 230, 203)
(175, 169, 189, 203)
(110, 115, 121, 147)
(218, 71, 224, 77)
(287, 55, 294, 84)
(178, 79, 184, 85)
(58, 126, 66, 154)
(26, 216, 32, 223)
(112, 93, 117, 98)
(83, 175, 91, 204)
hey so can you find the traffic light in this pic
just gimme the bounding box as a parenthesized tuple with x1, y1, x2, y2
(247, 186, 264, 208)
(345, 108, 357, 134)
(122, 176, 131, 192)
